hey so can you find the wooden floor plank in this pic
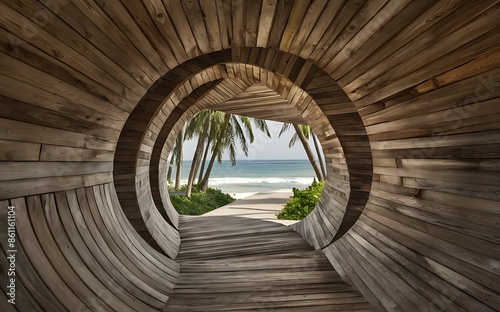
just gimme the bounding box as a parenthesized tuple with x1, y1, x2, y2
(164, 216, 375, 311)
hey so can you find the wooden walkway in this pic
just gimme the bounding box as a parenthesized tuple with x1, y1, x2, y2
(164, 216, 374, 311)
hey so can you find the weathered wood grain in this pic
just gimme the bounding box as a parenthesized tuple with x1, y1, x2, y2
(164, 216, 375, 311)
(1, 1, 499, 311)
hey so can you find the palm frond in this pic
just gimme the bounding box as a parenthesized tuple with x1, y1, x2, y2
(185, 110, 211, 139)
(253, 118, 271, 138)
(228, 143, 237, 166)
(232, 118, 249, 156)
(299, 124, 311, 139)
(279, 122, 292, 137)
(238, 116, 255, 143)
(289, 132, 299, 148)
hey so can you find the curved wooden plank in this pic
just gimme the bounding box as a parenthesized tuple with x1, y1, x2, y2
(164, 216, 375, 311)
(0, 231, 44, 312)
(89, 186, 170, 304)
(11, 197, 92, 311)
(105, 184, 180, 278)
(27, 195, 114, 311)
(84, 190, 167, 308)
(73, 188, 163, 309)
(0, 1, 499, 311)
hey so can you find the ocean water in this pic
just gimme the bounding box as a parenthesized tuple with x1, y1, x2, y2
(175, 159, 316, 199)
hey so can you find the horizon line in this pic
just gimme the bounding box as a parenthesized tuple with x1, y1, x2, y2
(181, 158, 310, 161)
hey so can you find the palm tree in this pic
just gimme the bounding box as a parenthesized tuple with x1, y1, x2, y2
(198, 112, 271, 192)
(199, 113, 232, 191)
(198, 111, 231, 185)
(279, 123, 324, 181)
(184, 110, 213, 197)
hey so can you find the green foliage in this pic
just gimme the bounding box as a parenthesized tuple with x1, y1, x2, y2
(277, 180, 325, 220)
(170, 187, 235, 215)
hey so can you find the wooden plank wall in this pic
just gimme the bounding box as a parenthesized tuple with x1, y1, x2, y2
(295, 1, 500, 311)
(0, 1, 499, 311)
(0, 183, 179, 311)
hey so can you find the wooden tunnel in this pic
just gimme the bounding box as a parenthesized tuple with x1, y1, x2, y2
(0, 0, 499, 311)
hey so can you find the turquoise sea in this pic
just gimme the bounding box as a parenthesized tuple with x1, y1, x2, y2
(176, 159, 316, 198)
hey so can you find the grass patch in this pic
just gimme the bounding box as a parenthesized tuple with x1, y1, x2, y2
(169, 185, 235, 215)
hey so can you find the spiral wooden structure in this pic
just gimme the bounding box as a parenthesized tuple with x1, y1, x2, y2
(1, 1, 499, 311)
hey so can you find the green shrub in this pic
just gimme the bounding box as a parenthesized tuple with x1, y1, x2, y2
(170, 187, 235, 215)
(277, 180, 325, 220)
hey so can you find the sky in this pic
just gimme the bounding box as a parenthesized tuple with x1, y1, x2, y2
(182, 121, 314, 160)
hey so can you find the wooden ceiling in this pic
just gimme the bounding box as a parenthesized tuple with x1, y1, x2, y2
(0, 1, 499, 311)
(209, 84, 307, 124)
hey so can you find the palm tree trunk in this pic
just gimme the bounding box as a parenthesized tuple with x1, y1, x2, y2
(167, 152, 175, 182)
(174, 128, 185, 191)
(200, 146, 218, 192)
(197, 136, 211, 184)
(294, 124, 324, 181)
(185, 130, 206, 197)
(200, 114, 231, 191)
(312, 132, 326, 179)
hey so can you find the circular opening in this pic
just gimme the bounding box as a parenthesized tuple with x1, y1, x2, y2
(113, 48, 372, 250)
(166, 112, 327, 220)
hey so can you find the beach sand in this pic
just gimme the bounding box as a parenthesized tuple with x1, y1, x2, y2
(203, 189, 298, 226)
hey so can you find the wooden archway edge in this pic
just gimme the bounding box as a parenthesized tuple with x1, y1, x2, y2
(113, 48, 373, 252)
